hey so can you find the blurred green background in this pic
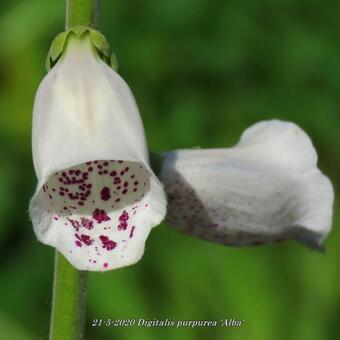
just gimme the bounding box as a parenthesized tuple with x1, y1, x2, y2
(0, 0, 339, 339)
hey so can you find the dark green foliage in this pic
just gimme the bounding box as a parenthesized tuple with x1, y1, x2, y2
(0, 1, 339, 339)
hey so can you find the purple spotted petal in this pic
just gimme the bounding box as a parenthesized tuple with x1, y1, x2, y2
(31, 160, 163, 270)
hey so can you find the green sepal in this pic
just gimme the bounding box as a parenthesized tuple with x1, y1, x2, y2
(45, 25, 118, 71)
(45, 31, 69, 71)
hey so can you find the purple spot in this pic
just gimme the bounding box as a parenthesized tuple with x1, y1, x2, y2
(81, 217, 94, 230)
(67, 218, 81, 231)
(92, 209, 111, 223)
(118, 210, 129, 230)
(100, 187, 111, 201)
(81, 234, 93, 246)
(119, 210, 129, 221)
(76, 233, 94, 246)
(118, 221, 128, 230)
(99, 235, 117, 251)
(129, 226, 135, 238)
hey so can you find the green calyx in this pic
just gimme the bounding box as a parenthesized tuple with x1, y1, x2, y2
(45, 25, 118, 71)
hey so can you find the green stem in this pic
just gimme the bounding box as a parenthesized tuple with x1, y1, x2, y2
(49, 1, 99, 339)
(50, 252, 88, 340)
(66, 0, 99, 29)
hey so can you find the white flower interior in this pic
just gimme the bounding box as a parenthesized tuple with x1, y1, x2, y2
(32, 160, 160, 270)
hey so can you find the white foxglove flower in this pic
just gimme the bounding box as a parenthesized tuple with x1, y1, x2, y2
(160, 120, 333, 249)
(30, 31, 166, 271)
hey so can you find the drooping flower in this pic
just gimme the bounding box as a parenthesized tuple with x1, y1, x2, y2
(29, 29, 166, 271)
(160, 120, 333, 249)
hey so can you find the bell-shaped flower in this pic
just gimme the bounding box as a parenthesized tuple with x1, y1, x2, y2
(160, 120, 333, 249)
(29, 32, 166, 271)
